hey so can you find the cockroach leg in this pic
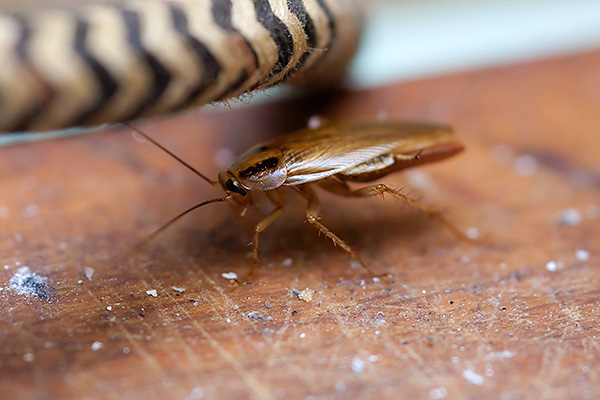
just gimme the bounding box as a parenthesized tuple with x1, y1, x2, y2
(241, 190, 286, 282)
(295, 185, 376, 276)
(252, 190, 286, 264)
(319, 180, 474, 243)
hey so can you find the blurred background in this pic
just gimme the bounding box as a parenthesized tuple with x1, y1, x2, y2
(352, 0, 600, 87)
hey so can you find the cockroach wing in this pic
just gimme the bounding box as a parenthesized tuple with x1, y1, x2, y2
(275, 121, 461, 185)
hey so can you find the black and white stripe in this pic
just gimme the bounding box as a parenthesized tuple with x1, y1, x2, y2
(0, 0, 363, 132)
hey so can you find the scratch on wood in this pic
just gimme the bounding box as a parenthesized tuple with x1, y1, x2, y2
(194, 323, 276, 400)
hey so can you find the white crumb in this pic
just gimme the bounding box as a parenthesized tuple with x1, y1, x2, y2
(83, 266, 95, 281)
(296, 288, 313, 303)
(462, 369, 484, 386)
(221, 272, 238, 280)
(545, 260, 560, 272)
(557, 208, 582, 226)
(351, 356, 366, 374)
(91, 341, 104, 351)
(9, 266, 47, 297)
(429, 387, 448, 399)
(575, 249, 590, 261)
(466, 227, 480, 239)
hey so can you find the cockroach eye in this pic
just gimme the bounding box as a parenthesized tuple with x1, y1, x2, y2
(225, 179, 247, 196)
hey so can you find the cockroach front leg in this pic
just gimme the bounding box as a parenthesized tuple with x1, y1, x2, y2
(295, 185, 375, 275)
(251, 189, 285, 265)
(318, 179, 473, 242)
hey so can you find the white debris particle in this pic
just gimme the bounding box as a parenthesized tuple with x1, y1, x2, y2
(123, 347, 131, 355)
(485, 350, 516, 361)
(83, 266, 95, 281)
(557, 208, 582, 226)
(146, 289, 158, 297)
(514, 154, 537, 176)
(462, 369, 484, 386)
(372, 277, 381, 283)
(9, 266, 49, 298)
(308, 115, 322, 129)
(299, 333, 306, 339)
(575, 249, 590, 261)
(23, 353, 35, 362)
(368, 355, 380, 363)
(281, 257, 293, 267)
(22, 203, 40, 217)
(429, 387, 448, 399)
(91, 341, 104, 351)
(247, 311, 264, 321)
(221, 272, 238, 280)
(183, 387, 205, 400)
(545, 260, 560, 272)
(466, 227, 480, 239)
(297, 288, 313, 303)
(171, 286, 186, 293)
(106, 306, 112, 311)
(351, 356, 366, 374)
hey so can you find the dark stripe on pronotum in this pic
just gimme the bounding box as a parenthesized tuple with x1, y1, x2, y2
(239, 157, 279, 177)
(70, 18, 119, 126)
(253, 0, 294, 80)
(168, 3, 222, 109)
(122, 9, 171, 119)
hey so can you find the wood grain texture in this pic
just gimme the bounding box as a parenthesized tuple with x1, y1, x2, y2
(1, 51, 599, 400)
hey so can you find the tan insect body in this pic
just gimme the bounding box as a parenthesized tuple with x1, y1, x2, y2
(126, 121, 465, 276)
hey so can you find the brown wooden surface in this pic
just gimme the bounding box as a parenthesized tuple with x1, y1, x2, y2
(1, 51, 600, 400)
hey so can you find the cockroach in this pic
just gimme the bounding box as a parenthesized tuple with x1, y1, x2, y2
(124, 120, 467, 275)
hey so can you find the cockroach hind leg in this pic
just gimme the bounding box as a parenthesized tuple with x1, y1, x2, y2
(323, 182, 477, 244)
(375, 184, 478, 244)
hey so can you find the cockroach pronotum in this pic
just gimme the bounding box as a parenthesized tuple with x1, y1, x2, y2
(124, 121, 468, 277)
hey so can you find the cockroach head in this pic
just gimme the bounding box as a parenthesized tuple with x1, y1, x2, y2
(218, 171, 247, 197)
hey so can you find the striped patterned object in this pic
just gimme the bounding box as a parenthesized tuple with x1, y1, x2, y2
(0, 0, 363, 133)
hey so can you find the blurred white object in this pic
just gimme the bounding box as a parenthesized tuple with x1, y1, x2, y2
(350, 0, 600, 87)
